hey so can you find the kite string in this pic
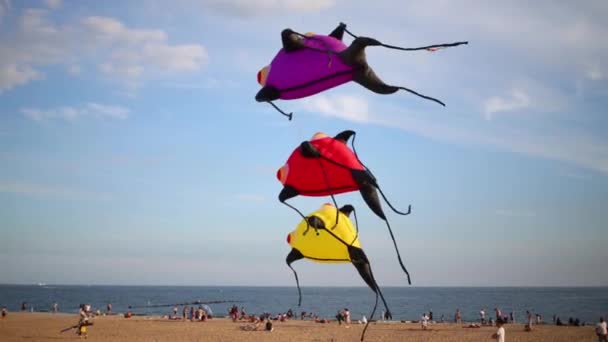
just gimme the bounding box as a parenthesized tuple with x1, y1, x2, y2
(343, 26, 468, 52)
(317, 158, 341, 230)
(282, 200, 313, 236)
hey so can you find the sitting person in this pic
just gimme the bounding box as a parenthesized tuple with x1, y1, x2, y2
(265, 320, 274, 332)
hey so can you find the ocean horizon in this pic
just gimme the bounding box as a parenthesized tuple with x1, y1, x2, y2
(1, 285, 606, 324)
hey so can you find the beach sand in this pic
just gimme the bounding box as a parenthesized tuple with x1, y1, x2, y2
(0, 313, 598, 341)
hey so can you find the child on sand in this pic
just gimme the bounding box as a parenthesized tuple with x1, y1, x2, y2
(492, 318, 505, 342)
(1, 306, 6, 318)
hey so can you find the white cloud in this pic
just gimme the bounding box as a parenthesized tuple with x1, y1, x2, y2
(43, 0, 62, 9)
(22, 103, 130, 122)
(200, 0, 336, 17)
(0, 9, 207, 93)
(484, 89, 530, 120)
(302, 94, 369, 123)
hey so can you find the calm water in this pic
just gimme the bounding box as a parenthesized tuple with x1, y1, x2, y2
(0, 285, 606, 324)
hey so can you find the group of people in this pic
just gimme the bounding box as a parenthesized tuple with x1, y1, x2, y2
(170, 305, 210, 321)
(335, 308, 351, 325)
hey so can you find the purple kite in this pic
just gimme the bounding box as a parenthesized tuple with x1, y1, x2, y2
(256, 22, 468, 119)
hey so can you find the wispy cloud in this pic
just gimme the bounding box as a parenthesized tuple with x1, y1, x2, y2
(484, 89, 530, 120)
(43, 0, 62, 9)
(302, 94, 369, 123)
(0, 8, 207, 93)
(0, 180, 110, 201)
(199, 0, 336, 17)
(21, 103, 130, 122)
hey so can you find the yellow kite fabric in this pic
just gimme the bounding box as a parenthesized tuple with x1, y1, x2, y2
(286, 203, 360, 263)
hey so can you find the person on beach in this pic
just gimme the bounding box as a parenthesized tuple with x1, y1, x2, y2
(421, 313, 429, 330)
(480, 308, 486, 325)
(455, 308, 462, 324)
(1, 306, 7, 318)
(597, 317, 608, 342)
(21, 302, 27, 311)
(336, 310, 344, 325)
(265, 319, 274, 332)
(52, 303, 58, 313)
(172, 306, 178, 317)
(495, 308, 502, 322)
(106, 303, 112, 315)
(344, 308, 351, 325)
(492, 318, 505, 342)
(183, 306, 188, 320)
(525, 310, 533, 331)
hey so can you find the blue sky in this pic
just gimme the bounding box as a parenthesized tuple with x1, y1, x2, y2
(0, 0, 606, 286)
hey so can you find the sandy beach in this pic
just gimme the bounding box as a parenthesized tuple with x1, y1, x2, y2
(0, 312, 599, 341)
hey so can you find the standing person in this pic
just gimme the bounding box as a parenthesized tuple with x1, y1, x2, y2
(455, 308, 462, 324)
(182, 306, 188, 320)
(421, 313, 429, 330)
(106, 303, 112, 315)
(525, 310, 533, 331)
(21, 302, 27, 311)
(480, 308, 486, 324)
(172, 306, 178, 317)
(336, 310, 343, 325)
(344, 308, 351, 325)
(597, 317, 608, 342)
(495, 308, 502, 321)
(429, 310, 433, 322)
(492, 318, 506, 342)
(1, 306, 7, 318)
(52, 303, 58, 313)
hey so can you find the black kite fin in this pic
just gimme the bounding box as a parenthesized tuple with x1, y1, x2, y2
(328, 22, 347, 40)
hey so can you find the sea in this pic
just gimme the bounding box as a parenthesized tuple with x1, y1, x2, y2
(0, 285, 606, 324)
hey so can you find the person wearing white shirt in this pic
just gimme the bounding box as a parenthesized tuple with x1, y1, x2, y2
(492, 318, 505, 342)
(597, 317, 608, 342)
(421, 313, 429, 330)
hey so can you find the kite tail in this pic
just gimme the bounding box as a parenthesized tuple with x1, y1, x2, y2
(350, 131, 413, 216)
(361, 289, 379, 341)
(343, 26, 468, 52)
(385, 219, 412, 285)
(377, 187, 412, 216)
(288, 263, 302, 307)
(268, 101, 293, 120)
(396, 86, 445, 106)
